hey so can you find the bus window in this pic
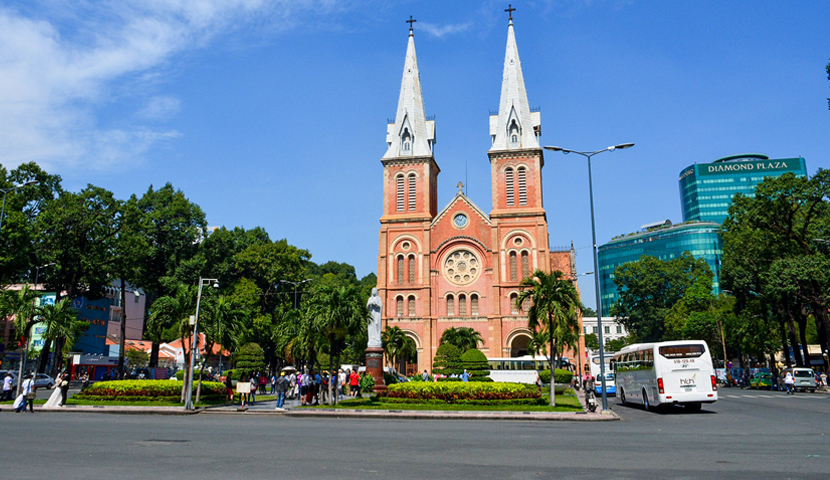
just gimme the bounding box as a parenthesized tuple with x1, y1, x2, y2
(658, 344, 705, 358)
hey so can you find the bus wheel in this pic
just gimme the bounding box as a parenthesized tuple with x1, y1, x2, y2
(684, 402, 702, 412)
(642, 389, 650, 411)
(620, 388, 627, 406)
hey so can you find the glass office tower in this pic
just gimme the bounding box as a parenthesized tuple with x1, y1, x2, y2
(679, 153, 807, 224)
(597, 222, 722, 315)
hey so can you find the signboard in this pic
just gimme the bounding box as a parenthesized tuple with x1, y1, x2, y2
(73, 297, 111, 355)
(27, 293, 56, 350)
(699, 159, 798, 176)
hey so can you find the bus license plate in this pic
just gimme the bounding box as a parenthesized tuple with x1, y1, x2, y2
(683, 386, 695, 392)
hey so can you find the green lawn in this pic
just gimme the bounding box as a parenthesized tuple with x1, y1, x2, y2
(305, 393, 583, 412)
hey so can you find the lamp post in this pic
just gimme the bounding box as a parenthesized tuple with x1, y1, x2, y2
(17, 262, 55, 395)
(184, 277, 218, 410)
(280, 279, 312, 310)
(0, 180, 39, 233)
(544, 142, 634, 412)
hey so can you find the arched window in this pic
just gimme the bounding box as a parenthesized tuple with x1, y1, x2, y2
(505, 168, 514, 207)
(446, 295, 454, 317)
(458, 294, 467, 316)
(402, 128, 412, 154)
(509, 120, 519, 145)
(509, 251, 517, 281)
(517, 166, 527, 205)
(471, 294, 479, 316)
(396, 297, 404, 317)
(397, 256, 404, 284)
(408, 173, 416, 211)
(408, 254, 415, 283)
(509, 293, 518, 315)
(396, 175, 405, 212)
(521, 251, 529, 279)
(408, 295, 416, 317)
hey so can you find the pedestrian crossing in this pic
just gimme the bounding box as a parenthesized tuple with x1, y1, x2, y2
(724, 393, 825, 399)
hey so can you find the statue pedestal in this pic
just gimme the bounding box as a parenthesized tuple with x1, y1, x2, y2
(365, 347, 387, 393)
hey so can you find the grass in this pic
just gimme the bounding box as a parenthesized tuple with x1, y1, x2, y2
(305, 392, 583, 412)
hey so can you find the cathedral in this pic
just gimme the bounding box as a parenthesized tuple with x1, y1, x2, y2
(377, 14, 583, 374)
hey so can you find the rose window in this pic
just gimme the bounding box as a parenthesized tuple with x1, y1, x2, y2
(443, 249, 481, 285)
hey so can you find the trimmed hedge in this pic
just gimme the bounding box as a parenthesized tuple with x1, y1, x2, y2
(460, 348, 491, 381)
(386, 381, 540, 402)
(235, 343, 266, 378)
(433, 343, 462, 376)
(174, 369, 211, 381)
(73, 380, 226, 401)
(539, 369, 574, 385)
(378, 396, 546, 406)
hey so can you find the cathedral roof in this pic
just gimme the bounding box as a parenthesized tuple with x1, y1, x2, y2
(432, 184, 491, 228)
(489, 17, 540, 152)
(384, 27, 435, 159)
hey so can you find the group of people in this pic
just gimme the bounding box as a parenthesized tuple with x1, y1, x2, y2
(6, 371, 71, 412)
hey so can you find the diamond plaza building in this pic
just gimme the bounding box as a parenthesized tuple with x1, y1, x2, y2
(598, 154, 808, 315)
(376, 17, 583, 374)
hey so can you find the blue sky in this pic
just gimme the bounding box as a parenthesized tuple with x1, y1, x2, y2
(1, 1, 829, 309)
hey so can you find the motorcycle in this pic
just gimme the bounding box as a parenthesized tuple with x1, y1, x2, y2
(585, 379, 598, 413)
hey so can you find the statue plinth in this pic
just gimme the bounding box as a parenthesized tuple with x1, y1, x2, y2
(365, 347, 387, 393)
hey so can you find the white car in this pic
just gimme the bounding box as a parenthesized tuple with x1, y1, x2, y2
(34, 373, 55, 389)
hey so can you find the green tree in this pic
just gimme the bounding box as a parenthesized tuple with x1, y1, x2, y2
(517, 270, 583, 406)
(148, 284, 198, 401)
(0, 286, 39, 393)
(584, 333, 600, 352)
(439, 326, 482, 353)
(382, 326, 416, 374)
(604, 336, 631, 353)
(36, 298, 86, 367)
(305, 283, 368, 404)
(126, 349, 150, 368)
(432, 343, 462, 377)
(611, 252, 713, 342)
(194, 295, 248, 402)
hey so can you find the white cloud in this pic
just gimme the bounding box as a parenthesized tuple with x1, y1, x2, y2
(0, 0, 340, 172)
(418, 22, 472, 39)
(137, 96, 181, 120)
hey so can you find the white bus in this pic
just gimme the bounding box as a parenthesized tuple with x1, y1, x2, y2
(487, 355, 571, 384)
(612, 340, 717, 411)
(589, 354, 616, 396)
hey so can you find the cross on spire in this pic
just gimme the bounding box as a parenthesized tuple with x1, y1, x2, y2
(505, 4, 515, 21)
(457, 181, 465, 194)
(407, 15, 417, 32)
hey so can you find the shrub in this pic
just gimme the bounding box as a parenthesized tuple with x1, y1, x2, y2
(360, 374, 375, 393)
(538, 369, 574, 384)
(72, 380, 226, 401)
(433, 343, 462, 376)
(380, 397, 546, 406)
(235, 343, 266, 378)
(383, 372, 398, 385)
(385, 382, 540, 402)
(459, 348, 490, 381)
(174, 369, 211, 381)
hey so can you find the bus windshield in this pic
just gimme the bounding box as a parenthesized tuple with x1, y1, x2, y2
(658, 344, 705, 358)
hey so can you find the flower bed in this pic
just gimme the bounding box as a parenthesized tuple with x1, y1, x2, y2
(385, 381, 539, 402)
(72, 380, 225, 402)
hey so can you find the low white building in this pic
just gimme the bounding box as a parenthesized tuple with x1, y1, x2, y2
(582, 317, 628, 355)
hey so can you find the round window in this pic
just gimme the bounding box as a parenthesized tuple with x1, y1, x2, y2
(442, 249, 481, 285)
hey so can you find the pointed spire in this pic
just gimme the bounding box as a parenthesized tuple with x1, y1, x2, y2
(384, 22, 435, 159)
(489, 14, 540, 151)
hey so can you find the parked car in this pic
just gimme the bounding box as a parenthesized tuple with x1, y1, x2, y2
(34, 373, 55, 389)
(777, 368, 817, 393)
(749, 372, 773, 390)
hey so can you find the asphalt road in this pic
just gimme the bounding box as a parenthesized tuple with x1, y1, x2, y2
(2, 389, 828, 480)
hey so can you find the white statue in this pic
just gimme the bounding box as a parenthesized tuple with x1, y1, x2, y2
(367, 287, 383, 348)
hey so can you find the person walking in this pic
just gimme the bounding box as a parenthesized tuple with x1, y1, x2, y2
(784, 371, 795, 395)
(270, 373, 277, 395)
(344, 369, 351, 397)
(275, 372, 289, 410)
(224, 373, 234, 404)
(349, 370, 359, 397)
(2, 371, 12, 401)
(422, 370, 429, 382)
(249, 375, 257, 403)
(462, 369, 470, 382)
(338, 369, 346, 400)
(15, 374, 35, 413)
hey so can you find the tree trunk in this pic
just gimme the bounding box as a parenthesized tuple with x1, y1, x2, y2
(149, 341, 160, 368)
(37, 337, 52, 373)
(779, 320, 792, 369)
(797, 309, 811, 368)
(786, 317, 804, 367)
(811, 302, 830, 367)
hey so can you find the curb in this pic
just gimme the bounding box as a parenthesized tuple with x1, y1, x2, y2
(1, 406, 198, 415)
(198, 407, 619, 421)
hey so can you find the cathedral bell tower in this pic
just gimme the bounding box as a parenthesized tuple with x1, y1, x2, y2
(378, 21, 437, 328)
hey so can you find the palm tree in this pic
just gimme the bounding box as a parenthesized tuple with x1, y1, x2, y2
(0, 286, 39, 394)
(148, 284, 197, 402)
(382, 326, 417, 374)
(516, 270, 583, 406)
(305, 284, 368, 405)
(526, 328, 549, 358)
(195, 295, 247, 402)
(439, 326, 482, 353)
(37, 298, 85, 369)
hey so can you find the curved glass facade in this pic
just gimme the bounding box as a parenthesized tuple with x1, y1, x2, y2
(680, 154, 807, 224)
(597, 222, 722, 315)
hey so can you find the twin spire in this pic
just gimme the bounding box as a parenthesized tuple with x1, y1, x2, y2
(385, 9, 540, 159)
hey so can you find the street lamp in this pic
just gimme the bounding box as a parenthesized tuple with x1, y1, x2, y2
(280, 279, 312, 309)
(17, 262, 56, 395)
(544, 142, 634, 412)
(0, 180, 39, 233)
(184, 277, 218, 410)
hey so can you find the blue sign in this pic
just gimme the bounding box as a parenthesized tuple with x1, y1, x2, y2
(73, 297, 110, 355)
